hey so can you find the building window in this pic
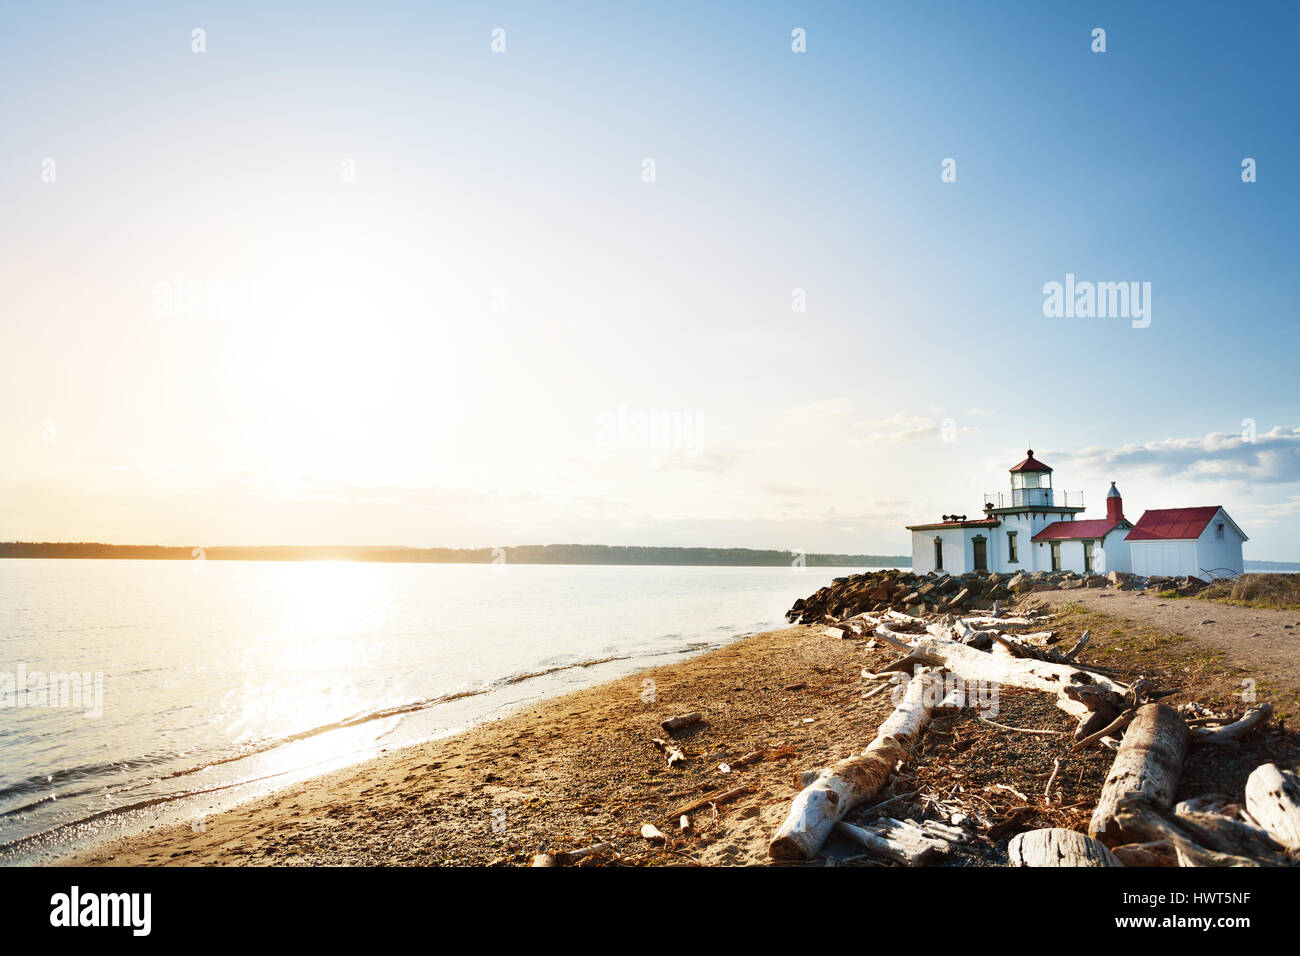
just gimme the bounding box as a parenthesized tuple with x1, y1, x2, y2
(1083, 540, 1095, 574)
(973, 536, 988, 572)
(1050, 541, 1061, 572)
(1216, 523, 1225, 540)
(934, 537, 943, 571)
(1007, 531, 1018, 563)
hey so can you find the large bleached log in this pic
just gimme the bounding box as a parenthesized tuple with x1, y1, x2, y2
(768, 671, 937, 861)
(894, 634, 1128, 720)
(962, 616, 1038, 628)
(1008, 828, 1122, 867)
(1089, 704, 1189, 846)
(885, 609, 927, 627)
(1245, 763, 1300, 855)
(874, 623, 922, 648)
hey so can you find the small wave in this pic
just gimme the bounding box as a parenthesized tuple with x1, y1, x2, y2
(494, 655, 627, 686)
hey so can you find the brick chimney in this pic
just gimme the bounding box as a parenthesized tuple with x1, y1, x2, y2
(1106, 481, 1124, 522)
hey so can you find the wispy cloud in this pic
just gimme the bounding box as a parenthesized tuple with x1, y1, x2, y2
(1068, 427, 1300, 484)
(858, 413, 976, 444)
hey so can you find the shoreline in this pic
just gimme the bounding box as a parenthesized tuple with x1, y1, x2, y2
(10, 631, 747, 866)
(58, 623, 890, 866)
(54, 596, 1300, 867)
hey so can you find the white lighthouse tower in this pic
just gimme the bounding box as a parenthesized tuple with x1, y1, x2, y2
(907, 449, 1087, 573)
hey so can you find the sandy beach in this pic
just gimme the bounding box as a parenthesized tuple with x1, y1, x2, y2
(56, 589, 1300, 868)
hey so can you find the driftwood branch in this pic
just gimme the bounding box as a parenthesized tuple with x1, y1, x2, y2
(1192, 703, 1273, 745)
(769, 670, 938, 861)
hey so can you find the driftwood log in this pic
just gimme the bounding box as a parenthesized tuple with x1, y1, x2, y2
(651, 738, 687, 767)
(667, 784, 751, 821)
(768, 670, 938, 860)
(661, 712, 702, 733)
(1090, 704, 1189, 845)
(1008, 828, 1122, 867)
(1244, 763, 1300, 855)
(531, 841, 613, 867)
(1112, 840, 1179, 867)
(1111, 798, 1291, 866)
(835, 817, 963, 866)
(870, 631, 1127, 721)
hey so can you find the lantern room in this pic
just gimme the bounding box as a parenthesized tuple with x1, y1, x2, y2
(1009, 449, 1054, 507)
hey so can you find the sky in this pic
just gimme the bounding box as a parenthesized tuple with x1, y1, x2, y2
(2, 1, 1298, 559)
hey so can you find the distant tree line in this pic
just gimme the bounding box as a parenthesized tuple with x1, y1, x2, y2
(0, 541, 910, 567)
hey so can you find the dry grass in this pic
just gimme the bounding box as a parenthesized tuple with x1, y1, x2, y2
(1043, 600, 1255, 707)
(1198, 573, 1300, 611)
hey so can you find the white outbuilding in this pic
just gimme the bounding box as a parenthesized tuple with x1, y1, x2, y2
(1125, 507, 1247, 580)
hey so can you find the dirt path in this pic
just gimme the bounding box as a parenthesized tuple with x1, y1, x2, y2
(1034, 590, 1300, 694)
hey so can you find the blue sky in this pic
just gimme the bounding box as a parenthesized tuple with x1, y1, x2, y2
(2, 1, 1298, 557)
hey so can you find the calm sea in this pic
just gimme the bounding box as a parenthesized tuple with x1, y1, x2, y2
(0, 559, 884, 863)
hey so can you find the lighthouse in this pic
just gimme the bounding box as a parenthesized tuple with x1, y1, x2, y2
(904, 448, 1138, 574)
(903, 446, 1245, 579)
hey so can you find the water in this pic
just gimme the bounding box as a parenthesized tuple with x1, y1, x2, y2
(0, 559, 884, 863)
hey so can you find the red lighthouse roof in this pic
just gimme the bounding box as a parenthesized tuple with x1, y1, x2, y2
(1009, 449, 1052, 473)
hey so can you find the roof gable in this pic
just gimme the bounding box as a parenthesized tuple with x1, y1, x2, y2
(1125, 506, 1229, 541)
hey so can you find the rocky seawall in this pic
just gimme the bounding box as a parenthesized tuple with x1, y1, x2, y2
(786, 568, 1210, 624)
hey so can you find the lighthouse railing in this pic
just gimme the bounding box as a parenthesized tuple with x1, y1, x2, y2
(983, 491, 1085, 510)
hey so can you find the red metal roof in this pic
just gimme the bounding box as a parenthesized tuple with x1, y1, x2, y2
(1032, 518, 1126, 541)
(1125, 507, 1222, 541)
(1009, 449, 1052, 473)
